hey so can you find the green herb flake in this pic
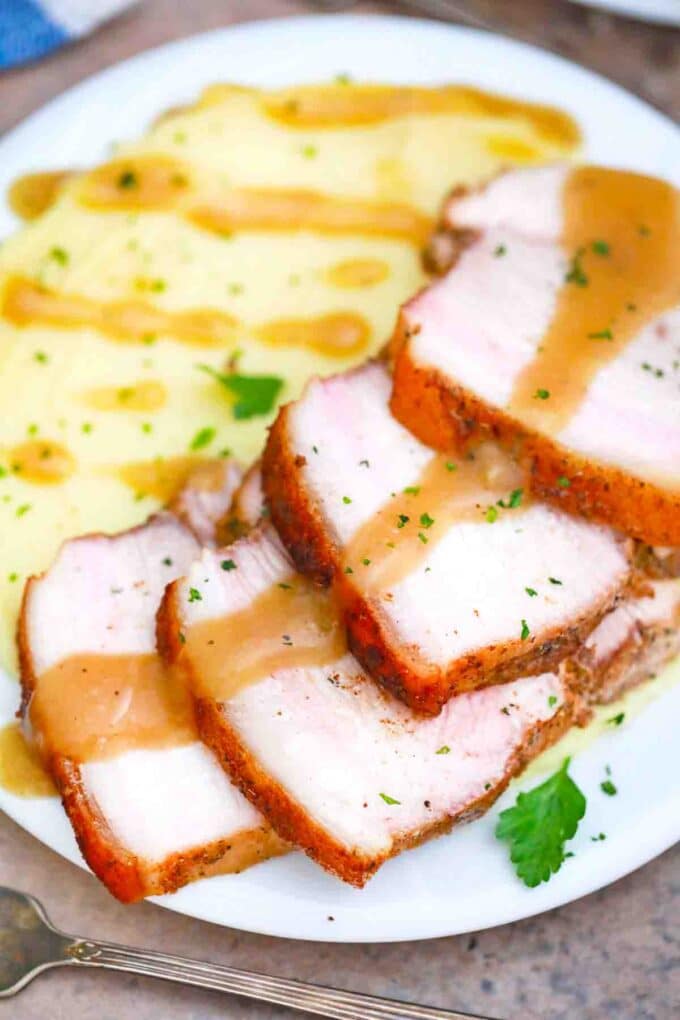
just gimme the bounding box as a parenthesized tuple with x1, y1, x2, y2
(588, 328, 613, 341)
(494, 244, 507, 257)
(600, 778, 617, 797)
(342, 495, 352, 505)
(198, 364, 284, 420)
(404, 485, 420, 495)
(301, 144, 318, 159)
(548, 695, 558, 707)
(548, 576, 563, 585)
(162, 557, 173, 566)
(557, 476, 571, 488)
(495, 757, 586, 887)
(534, 388, 550, 400)
(525, 587, 538, 597)
(607, 712, 625, 727)
(591, 240, 610, 256)
(278, 582, 293, 590)
(49, 246, 69, 266)
(520, 619, 530, 640)
(379, 792, 401, 805)
(16, 504, 31, 518)
(397, 514, 410, 528)
(486, 506, 499, 524)
(188, 587, 202, 603)
(117, 169, 137, 189)
(344, 565, 354, 574)
(221, 559, 237, 572)
(436, 745, 451, 755)
(362, 557, 371, 566)
(417, 532, 428, 544)
(190, 426, 216, 451)
(34, 351, 48, 364)
(445, 461, 457, 472)
(565, 249, 588, 287)
(420, 512, 435, 529)
(7, 572, 18, 583)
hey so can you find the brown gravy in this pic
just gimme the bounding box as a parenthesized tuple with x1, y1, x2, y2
(29, 653, 195, 763)
(343, 445, 526, 592)
(326, 258, 390, 288)
(257, 311, 370, 358)
(510, 166, 679, 433)
(117, 455, 216, 502)
(0, 723, 56, 797)
(8, 171, 73, 220)
(7, 439, 76, 485)
(185, 576, 345, 703)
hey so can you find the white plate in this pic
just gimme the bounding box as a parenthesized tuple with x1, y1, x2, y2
(569, 0, 680, 26)
(1, 14, 678, 943)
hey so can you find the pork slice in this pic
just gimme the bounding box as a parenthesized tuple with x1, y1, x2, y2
(215, 460, 266, 545)
(158, 523, 577, 887)
(18, 511, 284, 903)
(262, 361, 630, 714)
(168, 458, 243, 547)
(391, 165, 680, 546)
(579, 579, 680, 705)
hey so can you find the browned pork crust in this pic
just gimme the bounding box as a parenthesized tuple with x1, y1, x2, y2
(390, 338, 680, 547)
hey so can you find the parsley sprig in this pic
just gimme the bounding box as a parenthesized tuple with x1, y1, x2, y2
(495, 758, 586, 887)
(198, 364, 284, 420)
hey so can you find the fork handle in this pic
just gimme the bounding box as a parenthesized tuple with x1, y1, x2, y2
(66, 937, 494, 1020)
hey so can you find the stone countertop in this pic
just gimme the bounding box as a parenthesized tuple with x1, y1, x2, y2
(0, 3, 678, 1019)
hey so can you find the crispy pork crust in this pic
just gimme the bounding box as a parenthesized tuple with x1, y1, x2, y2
(158, 580, 582, 886)
(17, 534, 285, 904)
(263, 398, 628, 715)
(390, 336, 680, 547)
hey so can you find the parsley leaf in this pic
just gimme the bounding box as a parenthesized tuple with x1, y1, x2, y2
(198, 364, 284, 420)
(607, 712, 625, 727)
(190, 426, 216, 451)
(495, 758, 586, 887)
(379, 792, 401, 805)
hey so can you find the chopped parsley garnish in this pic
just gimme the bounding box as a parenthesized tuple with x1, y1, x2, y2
(117, 169, 137, 189)
(16, 504, 31, 517)
(588, 328, 613, 341)
(190, 426, 216, 451)
(445, 461, 457, 472)
(49, 246, 69, 265)
(534, 388, 550, 400)
(188, 587, 202, 602)
(641, 361, 664, 379)
(494, 244, 507, 257)
(557, 476, 571, 488)
(7, 572, 18, 583)
(600, 776, 617, 797)
(342, 495, 352, 504)
(34, 351, 48, 364)
(436, 745, 451, 755)
(565, 248, 588, 287)
(198, 364, 284, 420)
(141, 422, 152, 434)
(397, 514, 410, 528)
(495, 757, 586, 887)
(548, 695, 558, 707)
(221, 559, 237, 572)
(162, 557, 173, 566)
(548, 576, 563, 585)
(591, 240, 610, 256)
(498, 488, 523, 509)
(417, 532, 428, 544)
(591, 832, 607, 842)
(419, 512, 435, 529)
(607, 712, 625, 727)
(486, 506, 498, 523)
(525, 587, 538, 597)
(344, 565, 354, 574)
(301, 144, 318, 158)
(379, 792, 401, 805)
(278, 582, 292, 590)
(359, 459, 370, 468)
(404, 485, 420, 495)
(362, 557, 371, 566)
(81, 422, 93, 434)
(520, 619, 530, 640)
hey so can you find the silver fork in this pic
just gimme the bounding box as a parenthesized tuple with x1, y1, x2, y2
(0, 887, 496, 1019)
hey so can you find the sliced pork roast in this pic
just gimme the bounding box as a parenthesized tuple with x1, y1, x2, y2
(158, 522, 578, 887)
(262, 361, 630, 714)
(215, 460, 266, 545)
(577, 579, 680, 705)
(391, 165, 680, 546)
(18, 482, 284, 902)
(169, 458, 243, 547)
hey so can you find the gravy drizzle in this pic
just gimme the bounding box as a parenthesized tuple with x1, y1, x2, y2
(509, 167, 679, 434)
(0, 723, 56, 797)
(343, 445, 526, 592)
(29, 653, 195, 763)
(6, 439, 76, 485)
(185, 576, 345, 703)
(3, 277, 372, 358)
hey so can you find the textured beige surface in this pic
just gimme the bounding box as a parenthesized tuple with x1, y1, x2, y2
(0, 3, 678, 1019)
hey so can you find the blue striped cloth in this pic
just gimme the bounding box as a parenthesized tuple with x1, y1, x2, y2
(0, 0, 136, 69)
